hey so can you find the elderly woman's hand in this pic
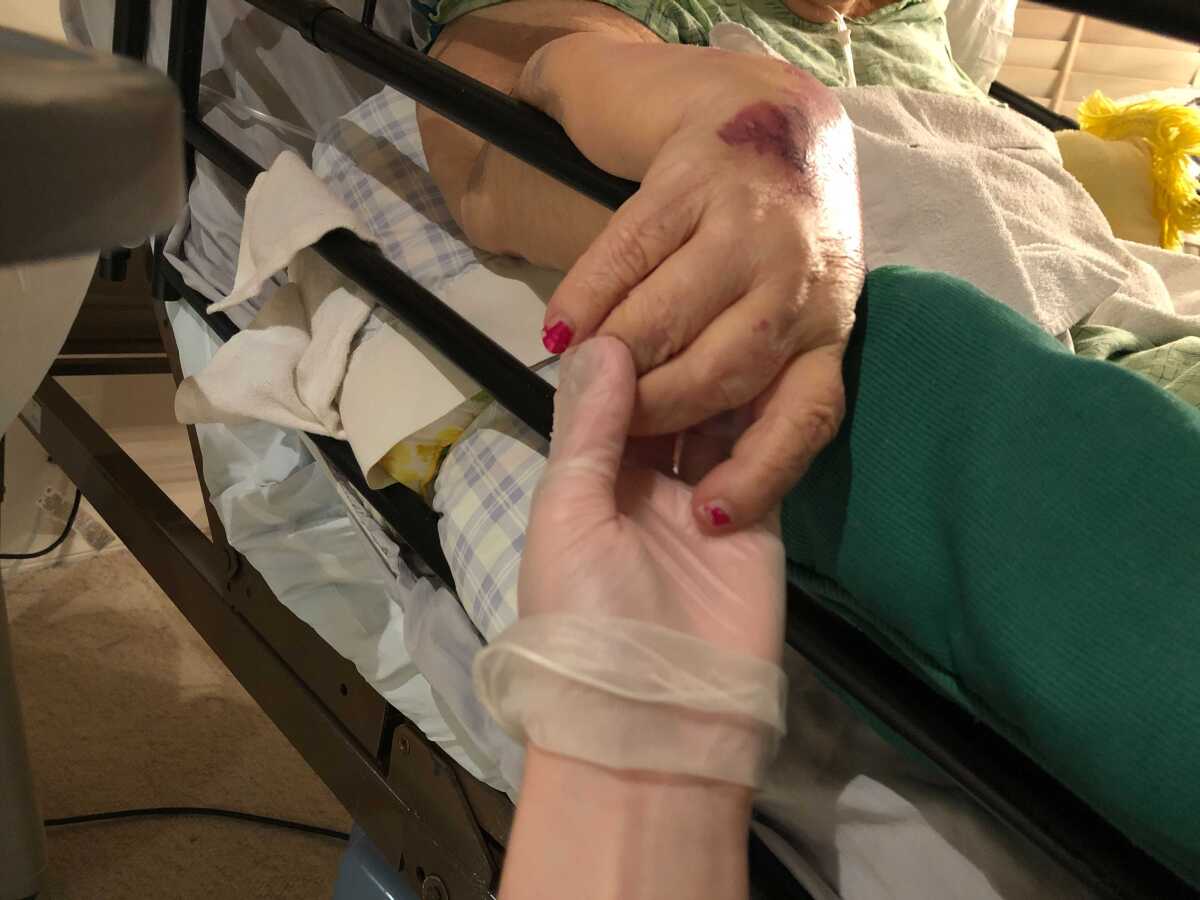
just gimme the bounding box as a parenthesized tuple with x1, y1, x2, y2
(517, 37, 865, 533)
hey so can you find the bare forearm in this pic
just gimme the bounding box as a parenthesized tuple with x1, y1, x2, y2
(417, 1, 657, 269)
(421, 15, 835, 273)
(501, 746, 752, 900)
(459, 142, 612, 270)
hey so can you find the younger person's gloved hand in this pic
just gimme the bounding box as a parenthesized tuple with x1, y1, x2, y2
(474, 337, 787, 786)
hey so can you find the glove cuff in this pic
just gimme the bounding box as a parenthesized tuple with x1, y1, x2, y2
(473, 613, 786, 787)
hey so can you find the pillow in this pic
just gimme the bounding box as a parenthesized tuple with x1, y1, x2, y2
(1056, 130, 1162, 247)
(942, 0, 1017, 90)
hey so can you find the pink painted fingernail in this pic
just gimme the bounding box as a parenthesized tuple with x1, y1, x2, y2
(541, 320, 573, 354)
(701, 501, 733, 529)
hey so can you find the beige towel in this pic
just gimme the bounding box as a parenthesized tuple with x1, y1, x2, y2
(176, 149, 376, 437)
(210, 150, 373, 313)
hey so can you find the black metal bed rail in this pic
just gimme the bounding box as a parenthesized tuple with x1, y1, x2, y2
(166, 230, 1200, 900)
(156, 0, 1200, 898)
(988, 82, 1080, 132)
(113, 0, 151, 59)
(784, 590, 1197, 900)
(249, 0, 640, 210)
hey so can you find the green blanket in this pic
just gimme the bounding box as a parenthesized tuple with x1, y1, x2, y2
(783, 266, 1200, 885)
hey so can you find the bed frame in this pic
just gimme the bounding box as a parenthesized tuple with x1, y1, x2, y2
(12, 1, 1200, 897)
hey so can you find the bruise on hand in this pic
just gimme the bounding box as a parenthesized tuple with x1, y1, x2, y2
(716, 100, 815, 172)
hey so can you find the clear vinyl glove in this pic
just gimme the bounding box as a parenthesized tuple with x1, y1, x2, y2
(474, 337, 787, 787)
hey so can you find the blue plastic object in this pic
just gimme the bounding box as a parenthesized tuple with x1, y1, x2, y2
(332, 826, 419, 900)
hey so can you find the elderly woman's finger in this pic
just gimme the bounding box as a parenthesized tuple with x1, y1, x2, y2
(626, 281, 818, 435)
(541, 181, 703, 353)
(689, 347, 845, 532)
(595, 230, 752, 373)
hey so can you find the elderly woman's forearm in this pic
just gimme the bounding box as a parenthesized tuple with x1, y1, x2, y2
(424, 29, 842, 274)
(417, 2, 658, 269)
(454, 32, 707, 268)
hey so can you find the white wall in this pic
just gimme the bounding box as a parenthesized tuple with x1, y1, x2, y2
(0, 0, 65, 40)
(1000, 1, 1200, 114)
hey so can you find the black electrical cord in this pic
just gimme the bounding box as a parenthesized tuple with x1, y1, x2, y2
(44, 806, 350, 842)
(0, 488, 82, 560)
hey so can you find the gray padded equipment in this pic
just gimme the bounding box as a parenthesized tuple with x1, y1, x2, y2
(0, 26, 184, 264)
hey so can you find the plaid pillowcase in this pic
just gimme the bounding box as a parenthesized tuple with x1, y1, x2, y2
(313, 87, 478, 293)
(432, 392, 555, 641)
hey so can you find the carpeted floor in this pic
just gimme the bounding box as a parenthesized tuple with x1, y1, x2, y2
(6, 550, 351, 899)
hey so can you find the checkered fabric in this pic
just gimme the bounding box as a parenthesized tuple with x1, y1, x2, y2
(432, 397, 556, 641)
(313, 88, 554, 642)
(313, 87, 478, 295)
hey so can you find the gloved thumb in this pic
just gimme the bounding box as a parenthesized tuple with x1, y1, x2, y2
(543, 336, 637, 513)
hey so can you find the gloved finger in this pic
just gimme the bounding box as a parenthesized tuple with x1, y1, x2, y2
(596, 229, 750, 373)
(540, 179, 703, 354)
(690, 346, 845, 532)
(541, 336, 639, 517)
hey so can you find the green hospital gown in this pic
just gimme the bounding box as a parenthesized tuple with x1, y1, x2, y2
(409, 0, 986, 100)
(1072, 324, 1200, 411)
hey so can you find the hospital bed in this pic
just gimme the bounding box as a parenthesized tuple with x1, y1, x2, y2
(9, 1, 1200, 898)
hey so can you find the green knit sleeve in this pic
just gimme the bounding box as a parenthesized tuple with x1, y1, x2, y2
(783, 266, 1200, 885)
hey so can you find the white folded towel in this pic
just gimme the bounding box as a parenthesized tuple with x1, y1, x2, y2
(211, 149, 374, 313)
(175, 251, 371, 437)
(1084, 240, 1200, 343)
(176, 150, 376, 438)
